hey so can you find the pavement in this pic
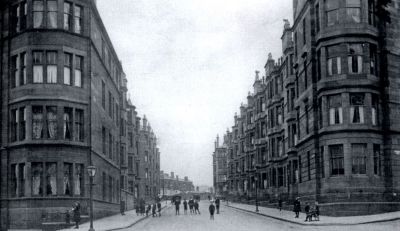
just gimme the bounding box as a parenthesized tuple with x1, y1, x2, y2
(59, 202, 170, 231)
(226, 201, 400, 226)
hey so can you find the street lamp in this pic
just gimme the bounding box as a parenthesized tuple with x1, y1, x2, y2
(87, 166, 97, 231)
(255, 174, 259, 212)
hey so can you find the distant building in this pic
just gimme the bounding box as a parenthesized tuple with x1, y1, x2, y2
(212, 134, 230, 195)
(160, 171, 194, 195)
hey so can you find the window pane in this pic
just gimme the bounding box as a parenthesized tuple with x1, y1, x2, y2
(33, 1, 44, 28)
(46, 163, 57, 195)
(47, 1, 57, 28)
(47, 106, 57, 139)
(47, 65, 57, 83)
(32, 106, 44, 139)
(63, 163, 73, 195)
(74, 6, 82, 33)
(32, 162, 43, 195)
(74, 164, 83, 195)
(64, 108, 73, 140)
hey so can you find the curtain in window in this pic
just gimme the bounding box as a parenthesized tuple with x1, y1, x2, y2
(47, 65, 57, 83)
(64, 67, 71, 85)
(74, 165, 82, 195)
(46, 163, 57, 195)
(47, 107, 57, 139)
(74, 69, 81, 87)
(33, 66, 43, 83)
(32, 163, 43, 195)
(14, 56, 20, 87)
(64, 111, 71, 139)
(32, 107, 43, 139)
(372, 107, 377, 125)
(33, 1, 43, 28)
(47, 1, 57, 28)
(74, 6, 82, 33)
(63, 3, 71, 30)
(63, 163, 72, 195)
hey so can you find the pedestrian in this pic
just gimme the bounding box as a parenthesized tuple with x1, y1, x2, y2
(189, 198, 194, 214)
(215, 198, 220, 214)
(209, 201, 215, 220)
(183, 199, 188, 215)
(293, 197, 301, 218)
(72, 202, 80, 229)
(278, 199, 283, 212)
(175, 199, 181, 215)
(152, 203, 157, 217)
(194, 200, 200, 214)
(304, 202, 311, 222)
(120, 201, 125, 215)
(157, 201, 162, 217)
(135, 203, 140, 216)
(140, 200, 145, 216)
(314, 202, 320, 221)
(146, 204, 151, 216)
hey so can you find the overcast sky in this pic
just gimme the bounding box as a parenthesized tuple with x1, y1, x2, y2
(97, 0, 292, 186)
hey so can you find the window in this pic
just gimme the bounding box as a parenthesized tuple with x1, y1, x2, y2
(102, 127, 106, 154)
(318, 98, 323, 128)
(305, 105, 309, 134)
(373, 144, 381, 175)
(21, 53, 27, 86)
(46, 51, 57, 83)
(350, 93, 365, 124)
(345, 0, 361, 23)
(63, 2, 72, 30)
(315, 3, 320, 32)
(370, 44, 378, 75)
(63, 163, 73, 195)
(327, 45, 342, 76)
(63, 107, 73, 140)
(46, 106, 57, 139)
(74, 5, 83, 34)
(109, 92, 112, 117)
(33, 0, 44, 28)
(372, 94, 379, 126)
(320, 146, 325, 178)
(102, 172, 106, 200)
(74, 164, 84, 195)
(326, 0, 339, 26)
(12, 2, 27, 33)
(328, 94, 343, 125)
(330, 144, 344, 175)
(19, 107, 26, 141)
(11, 109, 17, 142)
(307, 151, 311, 180)
(75, 56, 83, 87)
(108, 176, 112, 202)
(348, 44, 363, 74)
(45, 163, 57, 195)
(102, 81, 106, 108)
(128, 156, 133, 173)
(32, 106, 44, 139)
(109, 133, 112, 159)
(74, 109, 84, 141)
(33, 51, 44, 83)
(47, 0, 58, 28)
(317, 50, 321, 81)
(32, 162, 43, 196)
(351, 144, 366, 174)
(64, 53, 72, 85)
(302, 18, 306, 45)
(368, 0, 376, 26)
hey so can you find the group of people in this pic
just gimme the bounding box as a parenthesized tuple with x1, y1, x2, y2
(208, 198, 220, 220)
(175, 198, 200, 215)
(135, 199, 162, 217)
(293, 197, 319, 222)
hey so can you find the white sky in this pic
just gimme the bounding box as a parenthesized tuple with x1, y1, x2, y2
(97, 0, 293, 186)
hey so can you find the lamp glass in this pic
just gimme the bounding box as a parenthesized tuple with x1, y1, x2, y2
(87, 166, 97, 177)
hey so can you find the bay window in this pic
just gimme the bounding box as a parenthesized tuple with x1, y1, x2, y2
(348, 44, 363, 74)
(351, 144, 367, 174)
(345, 0, 361, 23)
(46, 51, 57, 83)
(350, 93, 365, 124)
(330, 144, 344, 175)
(33, 51, 44, 83)
(328, 94, 343, 125)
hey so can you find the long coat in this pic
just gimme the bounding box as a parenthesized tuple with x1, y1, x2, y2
(293, 200, 301, 212)
(72, 204, 81, 222)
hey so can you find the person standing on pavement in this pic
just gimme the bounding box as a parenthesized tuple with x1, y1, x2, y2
(215, 198, 220, 214)
(175, 199, 181, 215)
(194, 200, 200, 214)
(152, 203, 157, 217)
(146, 204, 151, 216)
(304, 202, 311, 222)
(209, 201, 215, 220)
(183, 199, 188, 215)
(72, 202, 80, 229)
(157, 201, 162, 217)
(293, 197, 301, 218)
(188, 198, 194, 214)
(278, 199, 283, 212)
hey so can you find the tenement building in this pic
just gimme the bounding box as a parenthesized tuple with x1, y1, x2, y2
(218, 0, 400, 216)
(160, 171, 195, 195)
(213, 134, 231, 195)
(0, 0, 161, 229)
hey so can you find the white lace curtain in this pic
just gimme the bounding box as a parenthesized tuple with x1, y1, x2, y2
(32, 163, 43, 195)
(46, 163, 57, 195)
(33, 108, 43, 139)
(47, 107, 57, 139)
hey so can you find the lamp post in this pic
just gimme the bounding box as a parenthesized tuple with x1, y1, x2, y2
(255, 174, 259, 212)
(87, 165, 97, 231)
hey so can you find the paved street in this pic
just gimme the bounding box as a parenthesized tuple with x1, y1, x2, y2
(118, 201, 400, 231)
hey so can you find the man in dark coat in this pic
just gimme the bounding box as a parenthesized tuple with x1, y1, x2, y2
(293, 197, 301, 218)
(72, 202, 80, 229)
(183, 199, 188, 215)
(152, 203, 157, 217)
(215, 198, 220, 214)
(175, 199, 181, 215)
(278, 199, 283, 212)
(304, 202, 311, 222)
(188, 198, 194, 214)
(209, 201, 215, 220)
(194, 200, 200, 214)
(157, 201, 162, 217)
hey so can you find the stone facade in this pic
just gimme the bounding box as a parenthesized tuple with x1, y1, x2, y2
(0, 0, 161, 229)
(218, 0, 400, 216)
(213, 134, 230, 196)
